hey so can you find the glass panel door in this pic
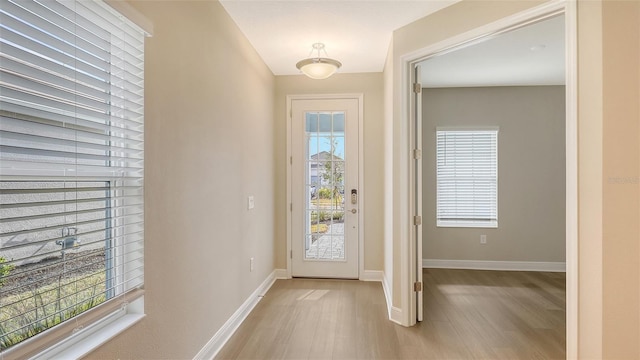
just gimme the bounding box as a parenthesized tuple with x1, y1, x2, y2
(291, 97, 359, 278)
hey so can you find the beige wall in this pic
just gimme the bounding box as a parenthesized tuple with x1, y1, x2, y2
(87, 1, 276, 358)
(577, 1, 604, 357)
(578, 1, 640, 358)
(274, 73, 385, 272)
(601, 1, 640, 358)
(422, 86, 566, 263)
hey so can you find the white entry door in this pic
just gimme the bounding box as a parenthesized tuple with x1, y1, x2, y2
(290, 97, 360, 278)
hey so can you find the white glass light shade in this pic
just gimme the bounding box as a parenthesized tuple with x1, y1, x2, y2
(296, 58, 342, 80)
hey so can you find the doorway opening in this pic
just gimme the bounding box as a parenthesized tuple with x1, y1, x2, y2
(403, 2, 577, 357)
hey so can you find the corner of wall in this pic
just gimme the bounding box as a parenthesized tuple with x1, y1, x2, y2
(577, 0, 604, 358)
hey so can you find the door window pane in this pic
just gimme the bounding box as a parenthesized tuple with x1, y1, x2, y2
(304, 112, 346, 261)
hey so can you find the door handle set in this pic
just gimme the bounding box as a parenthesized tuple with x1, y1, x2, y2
(350, 189, 358, 213)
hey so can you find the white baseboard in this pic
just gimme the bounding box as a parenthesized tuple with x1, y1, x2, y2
(193, 270, 279, 360)
(274, 268, 289, 279)
(381, 273, 392, 314)
(381, 273, 403, 325)
(389, 306, 404, 325)
(423, 259, 566, 272)
(360, 270, 384, 282)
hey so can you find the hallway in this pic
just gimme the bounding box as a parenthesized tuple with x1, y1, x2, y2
(215, 269, 566, 359)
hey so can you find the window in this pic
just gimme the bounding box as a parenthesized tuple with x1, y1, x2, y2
(436, 128, 498, 228)
(0, 0, 145, 356)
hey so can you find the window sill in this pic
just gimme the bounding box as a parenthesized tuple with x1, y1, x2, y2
(4, 294, 144, 360)
(437, 221, 498, 228)
(41, 313, 145, 359)
(35, 297, 144, 359)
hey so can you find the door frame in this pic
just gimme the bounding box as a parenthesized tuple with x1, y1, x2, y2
(401, 0, 577, 357)
(286, 94, 364, 279)
(412, 64, 423, 322)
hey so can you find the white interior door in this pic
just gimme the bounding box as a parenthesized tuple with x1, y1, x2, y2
(290, 97, 359, 278)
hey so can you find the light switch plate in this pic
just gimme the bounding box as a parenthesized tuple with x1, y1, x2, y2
(248, 196, 255, 210)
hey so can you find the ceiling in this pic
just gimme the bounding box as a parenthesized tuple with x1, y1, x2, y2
(219, 0, 459, 75)
(219, 1, 565, 87)
(420, 15, 565, 87)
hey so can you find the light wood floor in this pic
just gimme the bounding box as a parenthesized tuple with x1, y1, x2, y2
(215, 269, 566, 359)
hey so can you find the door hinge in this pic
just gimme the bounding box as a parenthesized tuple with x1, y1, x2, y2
(413, 149, 422, 160)
(290, 250, 293, 259)
(413, 83, 422, 93)
(414, 282, 423, 292)
(289, 107, 292, 118)
(290, 203, 293, 212)
(290, 156, 292, 165)
(413, 215, 422, 226)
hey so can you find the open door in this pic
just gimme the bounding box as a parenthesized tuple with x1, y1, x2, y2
(413, 64, 424, 322)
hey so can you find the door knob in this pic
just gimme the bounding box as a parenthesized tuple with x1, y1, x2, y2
(350, 209, 357, 214)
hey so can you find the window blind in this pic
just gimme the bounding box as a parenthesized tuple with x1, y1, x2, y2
(0, 0, 145, 351)
(436, 128, 498, 228)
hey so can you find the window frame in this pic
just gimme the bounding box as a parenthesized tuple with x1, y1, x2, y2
(435, 127, 499, 229)
(0, 0, 150, 357)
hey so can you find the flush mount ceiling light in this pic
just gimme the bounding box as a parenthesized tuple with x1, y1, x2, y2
(296, 43, 342, 80)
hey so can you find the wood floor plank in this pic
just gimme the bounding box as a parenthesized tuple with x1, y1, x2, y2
(215, 270, 566, 360)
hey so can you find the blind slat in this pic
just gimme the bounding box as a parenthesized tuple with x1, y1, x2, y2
(3, 241, 144, 289)
(1, 113, 144, 148)
(0, 44, 111, 91)
(0, 130, 144, 157)
(14, 0, 110, 45)
(0, 10, 111, 69)
(1, 222, 144, 263)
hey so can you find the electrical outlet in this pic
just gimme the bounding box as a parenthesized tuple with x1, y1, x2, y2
(250, 257, 254, 272)
(480, 235, 487, 244)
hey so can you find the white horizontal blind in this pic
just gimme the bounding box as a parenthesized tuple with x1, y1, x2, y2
(436, 129, 498, 228)
(0, 0, 145, 351)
